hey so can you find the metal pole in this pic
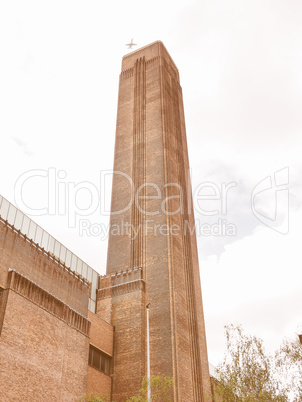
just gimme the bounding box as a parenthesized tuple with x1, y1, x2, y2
(146, 303, 151, 401)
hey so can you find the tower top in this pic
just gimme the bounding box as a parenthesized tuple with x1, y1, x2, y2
(122, 40, 178, 74)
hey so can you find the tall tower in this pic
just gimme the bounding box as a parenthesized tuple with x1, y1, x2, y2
(97, 41, 211, 401)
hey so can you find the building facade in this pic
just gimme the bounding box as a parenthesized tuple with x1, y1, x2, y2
(0, 196, 113, 400)
(0, 42, 213, 401)
(99, 41, 211, 401)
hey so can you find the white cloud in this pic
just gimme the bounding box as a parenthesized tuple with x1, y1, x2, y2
(202, 209, 302, 365)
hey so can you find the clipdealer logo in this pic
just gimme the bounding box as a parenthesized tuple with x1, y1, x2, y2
(13, 167, 289, 238)
(252, 167, 289, 234)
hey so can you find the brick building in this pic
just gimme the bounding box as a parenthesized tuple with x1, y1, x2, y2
(0, 42, 215, 401)
(0, 196, 113, 400)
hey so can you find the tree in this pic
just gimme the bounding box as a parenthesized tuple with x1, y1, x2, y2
(215, 324, 288, 401)
(126, 375, 174, 402)
(275, 336, 302, 402)
(78, 376, 173, 402)
(78, 393, 110, 402)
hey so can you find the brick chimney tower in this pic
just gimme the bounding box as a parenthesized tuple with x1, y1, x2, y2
(97, 41, 211, 401)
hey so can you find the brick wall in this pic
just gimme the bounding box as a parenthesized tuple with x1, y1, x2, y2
(86, 311, 113, 398)
(0, 218, 113, 401)
(0, 286, 89, 401)
(88, 310, 113, 356)
(97, 269, 146, 401)
(0, 219, 89, 316)
(86, 366, 112, 399)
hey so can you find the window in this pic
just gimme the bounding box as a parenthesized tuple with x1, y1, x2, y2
(88, 345, 111, 375)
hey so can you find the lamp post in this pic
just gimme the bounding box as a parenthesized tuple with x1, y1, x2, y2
(146, 303, 151, 401)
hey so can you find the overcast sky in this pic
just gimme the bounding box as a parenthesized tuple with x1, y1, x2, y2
(1, 0, 301, 367)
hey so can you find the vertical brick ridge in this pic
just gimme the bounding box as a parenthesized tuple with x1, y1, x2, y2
(130, 57, 146, 270)
(161, 57, 209, 400)
(172, 79, 204, 401)
(159, 56, 179, 401)
(6, 269, 91, 336)
(146, 56, 160, 71)
(98, 267, 145, 297)
(120, 67, 134, 80)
